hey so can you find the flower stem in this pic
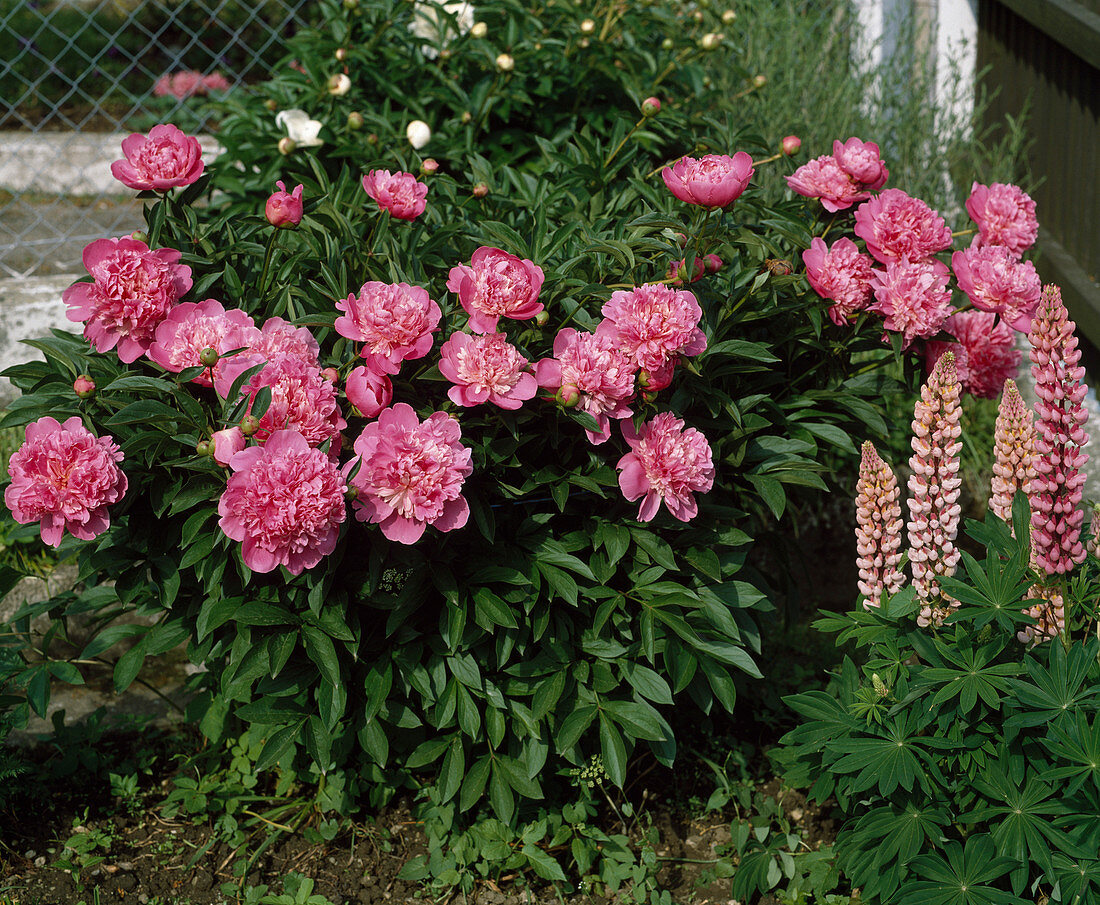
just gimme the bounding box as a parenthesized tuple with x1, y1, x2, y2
(257, 229, 282, 300)
(603, 116, 646, 170)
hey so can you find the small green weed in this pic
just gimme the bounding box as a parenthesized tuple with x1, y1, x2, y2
(53, 809, 119, 891)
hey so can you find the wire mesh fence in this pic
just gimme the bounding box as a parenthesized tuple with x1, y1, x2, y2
(0, 0, 318, 279)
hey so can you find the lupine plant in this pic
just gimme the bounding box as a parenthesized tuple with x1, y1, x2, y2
(779, 283, 1100, 905)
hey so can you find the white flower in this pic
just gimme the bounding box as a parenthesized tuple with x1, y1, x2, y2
(275, 109, 324, 148)
(409, 0, 475, 60)
(406, 120, 432, 149)
(495, 53, 514, 72)
(327, 73, 352, 96)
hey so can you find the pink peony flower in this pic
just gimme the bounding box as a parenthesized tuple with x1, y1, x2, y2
(336, 281, 441, 377)
(265, 180, 304, 228)
(534, 328, 636, 444)
(212, 427, 246, 466)
(1028, 285, 1089, 576)
(853, 189, 953, 263)
(662, 152, 754, 208)
(596, 282, 706, 374)
(831, 137, 888, 190)
(349, 403, 472, 544)
(801, 236, 877, 325)
(924, 310, 1020, 399)
(5, 416, 127, 547)
(951, 245, 1041, 332)
(446, 247, 545, 334)
(855, 441, 905, 604)
(64, 236, 192, 363)
(215, 354, 346, 449)
(617, 412, 714, 522)
(438, 332, 537, 409)
(345, 366, 393, 418)
(966, 182, 1038, 256)
(147, 299, 260, 387)
(868, 258, 952, 349)
(110, 124, 205, 192)
(253, 317, 321, 368)
(362, 169, 428, 221)
(201, 72, 231, 93)
(786, 155, 871, 212)
(218, 429, 346, 574)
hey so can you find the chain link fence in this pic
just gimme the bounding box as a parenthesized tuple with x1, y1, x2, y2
(0, 0, 318, 279)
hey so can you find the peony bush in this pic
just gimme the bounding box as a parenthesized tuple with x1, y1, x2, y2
(0, 10, 1045, 839)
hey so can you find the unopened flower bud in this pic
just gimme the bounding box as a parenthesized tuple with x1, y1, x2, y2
(781, 134, 801, 156)
(321, 367, 339, 382)
(265, 180, 304, 229)
(420, 158, 439, 175)
(753, 74, 767, 88)
(472, 182, 489, 198)
(347, 111, 364, 130)
(240, 415, 260, 437)
(704, 253, 723, 274)
(693, 10, 704, 22)
(73, 374, 96, 398)
(264, 98, 278, 112)
(534, 310, 550, 327)
(195, 439, 212, 457)
(701, 33, 721, 50)
(342, 0, 359, 9)
(872, 673, 888, 698)
(579, 37, 590, 48)
(406, 119, 431, 149)
(641, 96, 661, 116)
(495, 53, 514, 72)
(328, 73, 352, 96)
(661, 37, 674, 50)
(277, 136, 296, 155)
(439, 48, 452, 60)
(557, 385, 580, 407)
(641, 389, 658, 404)
(335, 47, 348, 62)
(721, 9, 736, 23)
(366, 132, 379, 145)
(471, 21, 487, 38)
(130, 230, 148, 244)
(580, 18, 595, 34)
(461, 110, 473, 124)
(199, 347, 219, 367)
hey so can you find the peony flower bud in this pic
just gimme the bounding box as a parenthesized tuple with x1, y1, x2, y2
(420, 158, 439, 175)
(461, 110, 473, 124)
(641, 96, 661, 116)
(327, 73, 352, 96)
(346, 111, 364, 130)
(579, 37, 590, 48)
(753, 74, 767, 88)
(199, 347, 219, 367)
(701, 32, 722, 50)
(366, 132, 379, 145)
(471, 21, 487, 38)
(534, 310, 550, 327)
(335, 47, 348, 62)
(265, 180, 304, 229)
(661, 37, 674, 50)
(580, 18, 595, 33)
(406, 119, 431, 149)
(321, 367, 339, 383)
(557, 384, 580, 407)
(721, 9, 736, 23)
(130, 230, 148, 244)
(472, 182, 489, 198)
(495, 53, 515, 72)
(264, 98, 278, 112)
(240, 415, 260, 437)
(73, 374, 96, 398)
(781, 135, 801, 156)
(704, 254, 723, 274)
(343, 0, 358, 9)
(212, 427, 245, 466)
(277, 137, 296, 155)
(195, 439, 212, 457)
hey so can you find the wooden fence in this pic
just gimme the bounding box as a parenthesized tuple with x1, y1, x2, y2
(976, 0, 1100, 344)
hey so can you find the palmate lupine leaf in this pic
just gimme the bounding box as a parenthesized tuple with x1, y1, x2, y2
(909, 633, 1021, 715)
(1044, 709, 1100, 795)
(1051, 852, 1100, 905)
(899, 835, 1030, 905)
(939, 546, 1033, 632)
(1005, 638, 1100, 729)
(827, 708, 948, 797)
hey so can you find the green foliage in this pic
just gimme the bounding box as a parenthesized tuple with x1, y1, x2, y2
(777, 502, 1100, 905)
